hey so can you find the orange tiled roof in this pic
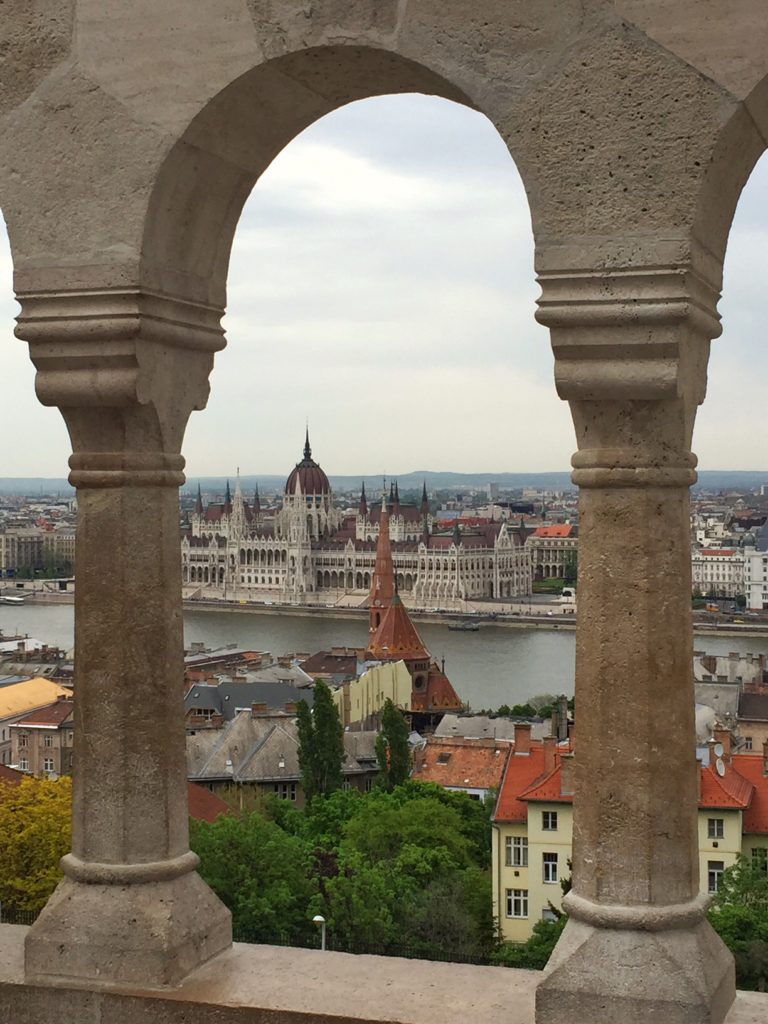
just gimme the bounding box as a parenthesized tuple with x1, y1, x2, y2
(187, 782, 229, 823)
(411, 663, 463, 712)
(730, 754, 768, 833)
(532, 525, 574, 538)
(413, 738, 510, 790)
(367, 594, 430, 662)
(699, 761, 754, 810)
(494, 743, 553, 822)
(519, 764, 573, 803)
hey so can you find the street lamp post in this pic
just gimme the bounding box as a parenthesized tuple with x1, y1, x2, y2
(312, 914, 326, 951)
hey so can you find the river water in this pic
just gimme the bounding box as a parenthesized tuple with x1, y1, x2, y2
(4, 603, 768, 711)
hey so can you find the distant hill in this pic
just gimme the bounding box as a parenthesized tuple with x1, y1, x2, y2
(0, 470, 766, 497)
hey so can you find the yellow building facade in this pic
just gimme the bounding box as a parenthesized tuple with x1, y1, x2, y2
(493, 742, 768, 943)
(332, 660, 412, 728)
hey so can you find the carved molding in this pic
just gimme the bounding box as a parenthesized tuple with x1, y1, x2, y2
(536, 265, 720, 404)
(14, 287, 225, 484)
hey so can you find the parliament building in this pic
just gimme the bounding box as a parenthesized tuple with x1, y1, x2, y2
(182, 432, 532, 608)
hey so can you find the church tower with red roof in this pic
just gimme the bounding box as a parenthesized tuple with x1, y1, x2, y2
(366, 494, 462, 720)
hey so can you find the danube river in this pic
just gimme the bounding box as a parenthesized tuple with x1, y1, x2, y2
(4, 603, 768, 711)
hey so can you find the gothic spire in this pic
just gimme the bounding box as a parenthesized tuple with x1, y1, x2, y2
(303, 425, 312, 461)
(224, 479, 232, 512)
(195, 483, 203, 516)
(253, 483, 261, 514)
(420, 480, 429, 514)
(359, 481, 368, 515)
(393, 480, 400, 509)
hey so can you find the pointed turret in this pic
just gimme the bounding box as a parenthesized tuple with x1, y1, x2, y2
(304, 426, 312, 461)
(224, 480, 232, 514)
(359, 481, 368, 516)
(253, 483, 261, 515)
(420, 481, 429, 516)
(368, 497, 395, 633)
(393, 480, 400, 512)
(195, 484, 203, 516)
(231, 470, 245, 537)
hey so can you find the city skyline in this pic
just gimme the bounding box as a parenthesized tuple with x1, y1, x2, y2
(1, 93, 767, 477)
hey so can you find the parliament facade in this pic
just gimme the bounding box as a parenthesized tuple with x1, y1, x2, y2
(182, 433, 532, 608)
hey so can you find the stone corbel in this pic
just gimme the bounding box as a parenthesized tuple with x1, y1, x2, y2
(536, 264, 722, 488)
(14, 287, 226, 485)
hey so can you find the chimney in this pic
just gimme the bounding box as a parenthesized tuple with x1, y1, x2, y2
(560, 752, 575, 797)
(713, 725, 731, 763)
(543, 735, 557, 774)
(567, 721, 576, 748)
(514, 722, 531, 755)
(251, 702, 268, 717)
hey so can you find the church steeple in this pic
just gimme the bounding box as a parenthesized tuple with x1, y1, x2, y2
(368, 496, 395, 634)
(195, 483, 203, 516)
(253, 483, 261, 515)
(393, 480, 400, 512)
(224, 480, 232, 514)
(420, 481, 429, 516)
(359, 481, 368, 516)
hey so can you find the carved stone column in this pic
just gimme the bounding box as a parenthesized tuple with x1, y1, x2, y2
(17, 289, 232, 987)
(534, 264, 735, 1023)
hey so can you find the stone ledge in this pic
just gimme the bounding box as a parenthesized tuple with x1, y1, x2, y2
(0, 926, 765, 1024)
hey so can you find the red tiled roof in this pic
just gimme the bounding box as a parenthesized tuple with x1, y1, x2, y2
(0, 765, 24, 786)
(730, 754, 768, 834)
(412, 663, 463, 712)
(187, 782, 229, 823)
(520, 764, 573, 803)
(532, 525, 574, 538)
(15, 698, 74, 727)
(367, 596, 430, 662)
(493, 743, 553, 822)
(700, 548, 737, 556)
(699, 762, 754, 810)
(413, 738, 510, 790)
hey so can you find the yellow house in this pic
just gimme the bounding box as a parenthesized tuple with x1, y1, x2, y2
(332, 659, 412, 727)
(492, 730, 768, 942)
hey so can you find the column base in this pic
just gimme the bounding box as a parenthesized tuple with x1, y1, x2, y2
(535, 916, 735, 1024)
(24, 870, 232, 989)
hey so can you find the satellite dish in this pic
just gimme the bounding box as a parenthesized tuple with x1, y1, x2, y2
(716, 758, 726, 777)
(714, 742, 724, 758)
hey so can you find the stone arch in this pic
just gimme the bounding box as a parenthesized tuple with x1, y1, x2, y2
(138, 44, 543, 316)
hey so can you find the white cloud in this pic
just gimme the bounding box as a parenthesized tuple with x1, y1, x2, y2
(1, 97, 768, 477)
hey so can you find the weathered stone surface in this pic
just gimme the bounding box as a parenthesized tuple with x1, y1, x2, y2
(1, 1, 768, 1019)
(0, 927, 765, 1024)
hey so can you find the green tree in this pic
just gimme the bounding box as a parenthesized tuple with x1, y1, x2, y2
(709, 854, 768, 991)
(190, 812, 319, 944)
(563, 549, 577, 586)
(492, 916, 567, 970)
(296, 680, 345, 801)
(0, 777, 72, 912)
(375, 699, 411, 791)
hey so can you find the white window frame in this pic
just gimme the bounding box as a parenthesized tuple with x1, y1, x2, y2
(19, 758, 29, 772)
(707, 818, 724, 839)
(505, 888, 529, 919)
(43, 757, 54, 773)
(542, 810, 558, 831)
(505, 835, 528, 867)
(708, 860, 725, 894)
(543, 852, 559, 884)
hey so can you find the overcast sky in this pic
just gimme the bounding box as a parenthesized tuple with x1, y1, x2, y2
(1, 94, 766, 479)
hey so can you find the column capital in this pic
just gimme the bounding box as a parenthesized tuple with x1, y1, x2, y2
(15, 287, 225, 486)
(537, 263, 720, 488)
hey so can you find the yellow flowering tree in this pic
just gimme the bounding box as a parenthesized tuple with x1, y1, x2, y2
(0, 777, 72, 912)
